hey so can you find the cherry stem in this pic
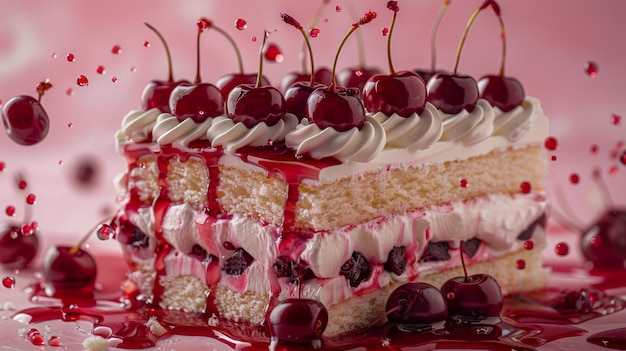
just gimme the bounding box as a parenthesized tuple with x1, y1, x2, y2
(70, 217, 114, 254)
(256, 31, 270, 88)
(348, 3, 367, 69)
(592, 167, 615, 208)
(331, 11, 377, 88)
(368, 304, 402, 329)
(452, 0, 491, 75)
(282, 13, 316, 86)
(300, 0, 330, 73)
(552, 184, 585, 231)
(35, 81, 52, 103)
(460, 241, 472, 282)
(145, 23, 174, 83)
(194, 20, 208, 84)
(386, 2, 399, 75)
(430, 0, 450, 73)
(211, 25, 245, 74)
(491, 1, 507, 77)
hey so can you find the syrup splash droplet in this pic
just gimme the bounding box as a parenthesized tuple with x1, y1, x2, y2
(76, 75, 89, 86)
(96, 224, 115, 241)
(235, 18, 247, 30)
(609, 165, 619, 176)
(0, 162, 5, 172)
(569, 173, 580, 184)
(22, 224, 33, 236)
(96, 66, 106, 75)
(111, 45, 121, 54)
(310, 28, 320, 38)
(5, 206, 16, 217)
(2, 276, 15, 289)
(67, 122, 73, 128)
(66, 88, 74, 96)
(143, 41, 150, 48)
(584, 61, 598, 78)
(544, 136, 558, 150)
(48, 336, 62, 347)
(555, 242, 569, 256)
(515, 259, 526, 269)
(591, 144, 599, 154)
(26, 194, 36, 205)
(382, 27, 389, 36)
(460, 179, 468, 188)
(524, 240, 534, 250)
(520, 181, 532, 194)
(551, 155, 558, 161)
(18, 180, 27, 189)
(67, 53, 75, 62)
(620, 150, 626, 165)
(336, 5, 342, 12)
(610, 114, 622, 126)
(251, 36, 257, 42)
(264, 43, 284, 63)
(112, 77, 118, 83)
(51, 52, 58, 59)
(130, 66, 136, 72)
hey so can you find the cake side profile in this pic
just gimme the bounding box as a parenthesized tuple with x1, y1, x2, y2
(112, 2, 550, 339)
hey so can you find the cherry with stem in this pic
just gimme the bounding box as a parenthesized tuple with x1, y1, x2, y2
(477, 0, 525, 112)
(414, 0, 450, 82)
(362, 1, 427, 117)
(2, 80, 52, 146)
(306, 11, 377, 132)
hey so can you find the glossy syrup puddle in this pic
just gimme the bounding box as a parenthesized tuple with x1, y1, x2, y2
(10, 263, 626, 350)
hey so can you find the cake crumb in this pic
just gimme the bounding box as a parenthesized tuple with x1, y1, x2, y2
(83, 335, 109, 351)
(145, 316, 168, 337)
(207, 313, 219, 327)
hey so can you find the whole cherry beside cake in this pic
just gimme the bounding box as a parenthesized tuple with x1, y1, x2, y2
(269, 298, 328, 350)
(440, 241, 504, 324)
(1, 80, 52, 146)
(385, 282, 448, 331)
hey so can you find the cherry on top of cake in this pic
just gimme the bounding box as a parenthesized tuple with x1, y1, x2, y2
(1, 80, 52, 146)
(362, 1, 427, 118)
(169, 18, 225, 124)
(305, 10, 377, 133)
(280, 0, 334, 94)
(427, 0, 525, 115)
(414, 0, 450, 83)
(225, 30, 287, 129)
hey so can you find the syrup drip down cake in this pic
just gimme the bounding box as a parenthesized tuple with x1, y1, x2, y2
(112, 1, 549, 339)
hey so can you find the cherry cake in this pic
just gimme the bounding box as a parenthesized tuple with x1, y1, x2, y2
(112, 7, 549, 338)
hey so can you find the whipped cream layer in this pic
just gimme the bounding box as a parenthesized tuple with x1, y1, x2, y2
(116, 98, 547, 181)
(125, 191, 547, 309)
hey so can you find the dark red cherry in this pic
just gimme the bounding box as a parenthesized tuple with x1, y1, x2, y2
(478, 75, 525, 112)
(42, 245, 97, 298)
(223, 247, 255, 276)
(226, 84, 285, 128)
(413, 69, 447, 85)
(2, 95, 50, 146)
(285, 82, 326, 121)
(427, 73, 479, 114)
(386, 282, 448, 326)
(441, 273, 503, 324)
(339, 252, 371, 287)
(362, 3, 426, 117)
(269, 298, 328, 347)
(338, 66, 382, 93)
(0, 224, 39, 268)
(581, 209, 626, 268)
(363, 71, 426, 116)
(140, 23, 189, 113)
(170, 83, 225, 123)
(307, 87, 365, 132)
(281, 68, 334, 94)
(216, 74, 270, 101)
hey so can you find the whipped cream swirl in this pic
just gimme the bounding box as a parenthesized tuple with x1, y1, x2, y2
(285, 115, 386, 163)
(152, 113, 214, 147)
(492, 97, 541, 142)
(439, 99, 495, 145)
(207, 114, 299, 153)
(370, 102, 443, 151)
(119, 108, 161, 143)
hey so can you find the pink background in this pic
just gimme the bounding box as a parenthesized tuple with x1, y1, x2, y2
(0, 0, 625, 252)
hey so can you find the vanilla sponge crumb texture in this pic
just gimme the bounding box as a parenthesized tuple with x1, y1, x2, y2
(156, 246, 546, 337)
(129, 145, 547, 231)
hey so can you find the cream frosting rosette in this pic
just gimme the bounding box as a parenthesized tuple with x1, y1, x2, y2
(207, 114, 299, 153)
(492, 97, 542, 142)
(152, 113, 214, 147)
(370, 102, 443, 151)
(285, 115, 386, 163)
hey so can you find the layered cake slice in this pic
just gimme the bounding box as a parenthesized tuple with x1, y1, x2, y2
(113, 4, 549, 338)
